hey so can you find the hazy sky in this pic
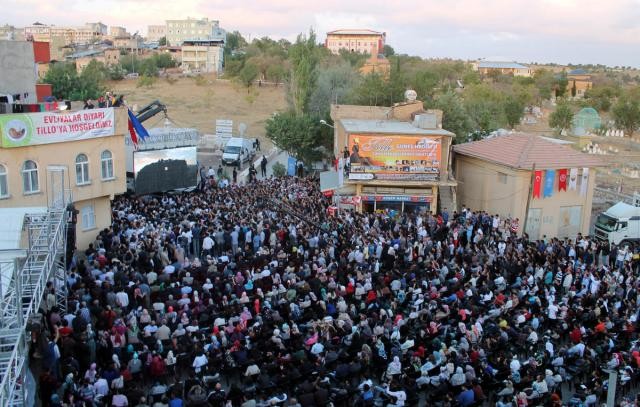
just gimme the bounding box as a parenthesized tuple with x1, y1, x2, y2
(7, 0, 640, 67)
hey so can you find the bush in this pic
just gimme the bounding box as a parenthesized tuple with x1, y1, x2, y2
(272, 162, 286, 177)
(193, 75, 208, 86)
(137, 75, 156, 88)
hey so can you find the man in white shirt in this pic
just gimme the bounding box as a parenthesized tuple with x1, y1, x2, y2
(193, 351, 208, 376)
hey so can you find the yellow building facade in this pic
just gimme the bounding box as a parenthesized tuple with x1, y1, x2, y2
(0, 108, 127, 249)
(454, 134, 604, 239)
(325, 29, 386, 55)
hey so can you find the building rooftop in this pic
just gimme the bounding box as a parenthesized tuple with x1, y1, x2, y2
(66, 49, 103, 59)
(568, 68, 589, 75)
(327, 29, 384, 36)
(477, 61, 529, 70)
(453, 133, 605, 170)
(340, 119, 454, 137)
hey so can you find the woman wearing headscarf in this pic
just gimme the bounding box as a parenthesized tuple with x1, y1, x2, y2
(386, 356, 402, 380)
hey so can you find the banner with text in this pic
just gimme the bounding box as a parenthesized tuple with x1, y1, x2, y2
(347, 134, 441, 181)
(0, 108, 116, 148)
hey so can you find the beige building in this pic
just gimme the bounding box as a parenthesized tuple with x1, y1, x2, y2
(104, 48, 120, 65)
(330, 99, 455, 213)
(181, 39, 224, 73)
(325, 29, 386, 55)
(109, 26, 128, 38)
(473, 61, 533, 77)
(0, 108, 127, 248)
(24, 23, 103, 45)
(166, 17, 220, 46)
(453, 134, 604, 240)
(567, 69, 592, 98)
(113, 36, 143, 50)
(147, 25, 167, 42)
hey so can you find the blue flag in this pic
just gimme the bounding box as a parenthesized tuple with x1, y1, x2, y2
(127, 109, 149, 141)
(544, 170, 555, 198)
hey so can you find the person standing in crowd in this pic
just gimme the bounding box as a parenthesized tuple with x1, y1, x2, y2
(260, 156, 268, 178)
(36, 176, 640, 407)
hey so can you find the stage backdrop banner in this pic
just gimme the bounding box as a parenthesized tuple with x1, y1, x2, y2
(0, 108, 115, 148)
(347, 134, 441, 181)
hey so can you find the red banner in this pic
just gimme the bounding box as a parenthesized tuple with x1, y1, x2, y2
(558, 169, 568, 191)
(533, 170, 542, 199)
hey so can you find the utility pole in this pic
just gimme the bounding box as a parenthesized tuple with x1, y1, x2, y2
(522, 163, 536, 236)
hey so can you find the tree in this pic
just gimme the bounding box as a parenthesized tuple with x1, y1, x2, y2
(533, 69, 556, 100)
(549, 103, 574, 134)
(308, 62, 360, 116)
(612, 95, 640, 136)
(43, 62, 79, 100)
(503, 96, 525, 128)
(43, 60, 107, 100)
(429, 93, 473, 144)
(555, 73, 568, 98)
(350, 72, 388, 106)
(287, 29, 320, 116)
(239, 63, 259, 90)
(224, 31, 248, 56)
(382, 44, 395, 57)
(265, 112, 331, 164)
(158, 36, 167, 46)
(266, 64, 287, 84)
(463, 83, 506, 132)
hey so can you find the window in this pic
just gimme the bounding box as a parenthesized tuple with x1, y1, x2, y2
(81, 204, 96, 230)
(497, 172, 508, 184)
(0, 164, 7, 197)
(75, 153, 90, 185)
(101, 150, 114, 180)
(22, 160, 39, 194)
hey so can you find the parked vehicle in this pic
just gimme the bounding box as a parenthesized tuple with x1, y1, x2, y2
(594, 201, 640, 246)
(222, 137, 255, 166)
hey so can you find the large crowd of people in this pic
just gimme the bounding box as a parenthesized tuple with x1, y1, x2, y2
(35, 174, 640, 407)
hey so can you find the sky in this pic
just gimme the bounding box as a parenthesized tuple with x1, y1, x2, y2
(6, 0, 640, 67)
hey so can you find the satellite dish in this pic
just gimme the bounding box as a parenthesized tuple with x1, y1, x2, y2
(238, 123, 247, 136)
(404, 89, 417, 102)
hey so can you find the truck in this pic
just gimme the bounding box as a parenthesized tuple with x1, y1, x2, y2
(221, 137, 255, 166)
(594, 201, 640, 246)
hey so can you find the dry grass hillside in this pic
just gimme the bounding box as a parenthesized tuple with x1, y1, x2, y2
(106, 74, 287, 146)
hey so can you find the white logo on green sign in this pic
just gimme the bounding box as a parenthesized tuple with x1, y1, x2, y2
(0, 115, 34, 147)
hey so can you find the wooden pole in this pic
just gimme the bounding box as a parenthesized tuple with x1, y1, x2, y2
(522, 163, 536, 237)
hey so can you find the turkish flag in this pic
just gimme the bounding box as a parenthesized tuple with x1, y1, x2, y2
(533, 170, 542, 199)
(558, 169, 568, 191)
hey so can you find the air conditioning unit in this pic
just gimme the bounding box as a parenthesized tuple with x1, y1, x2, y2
(633, 192, 640, 207)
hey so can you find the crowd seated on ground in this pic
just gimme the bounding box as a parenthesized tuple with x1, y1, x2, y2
(35, 175, 640, 407)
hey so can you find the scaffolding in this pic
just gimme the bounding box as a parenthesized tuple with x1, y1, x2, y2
(0, 166, 70, 406)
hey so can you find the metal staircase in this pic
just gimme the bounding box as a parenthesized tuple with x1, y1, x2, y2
(0, 167, 70, 406)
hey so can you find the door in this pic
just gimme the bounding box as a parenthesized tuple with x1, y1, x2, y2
(558, 206, 583, 240)
(525, 208, 542, 240)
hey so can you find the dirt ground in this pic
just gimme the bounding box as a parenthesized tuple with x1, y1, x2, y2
(106, 74, 287, 148)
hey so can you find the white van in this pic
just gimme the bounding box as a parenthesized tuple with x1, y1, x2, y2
(222, 137, 255, 166)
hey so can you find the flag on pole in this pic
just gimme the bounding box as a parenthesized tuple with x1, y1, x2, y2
(544, 170, 555, 198)
(580, 168, 589, 196)
(533, 170, 542, 199)
(558, 169, 568, 191)
(569, 168, 578, 190)
(127, 109, 149, 148)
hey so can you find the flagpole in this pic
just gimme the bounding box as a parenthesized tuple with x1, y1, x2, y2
(523, 162, 535, 237)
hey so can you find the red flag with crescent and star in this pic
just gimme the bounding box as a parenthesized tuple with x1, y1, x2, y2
(558, 169, 568, 191)
(533, 170, 542, 199)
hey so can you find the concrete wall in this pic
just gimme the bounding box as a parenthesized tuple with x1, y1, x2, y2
(0, 40, 37, 104)
(455, 154, 596, 240)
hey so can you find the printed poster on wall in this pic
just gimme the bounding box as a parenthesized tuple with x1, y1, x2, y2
(347, 134, 442, 181)
(0, 108, 116, 148)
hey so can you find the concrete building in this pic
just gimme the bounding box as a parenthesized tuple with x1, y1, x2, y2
(0, 24, 22, 40)
(180, 39, 224, 73)
(0, 41, 50, 103)
(166, 17, 221, 46)
(85, 22, 107, 36)
(330, 97, 456, 213)
(147, 25, 167, 42)
(325, 29, 386, 55)
(567, 69, 593, 98)
(473, 61, 533, 77)
(113, 35, 143, 50)
(104, 48, 120, 66)
(359, 53, 391, 77)
(0, 107, 127, 248)
(109, 26, 128, 38)
(453, 133, 604, 239)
